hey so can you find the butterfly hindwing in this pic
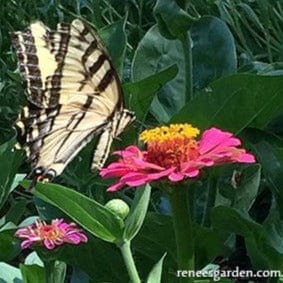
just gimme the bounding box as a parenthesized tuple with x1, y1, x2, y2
(91, 109, 135, 170)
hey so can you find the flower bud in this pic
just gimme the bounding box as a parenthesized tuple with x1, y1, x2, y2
(105, 199, 130, 220)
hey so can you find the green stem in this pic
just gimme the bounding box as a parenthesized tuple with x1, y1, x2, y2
(44, 260, 55, 283)
(119, 240, 141, 283)
(168, 185, 194, 281)
(202, 176, 218, 227)
(180, 32, 193, 102)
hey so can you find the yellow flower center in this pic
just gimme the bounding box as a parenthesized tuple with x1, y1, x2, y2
(140, 123, 199, 143)
(140, 124, 200, 169)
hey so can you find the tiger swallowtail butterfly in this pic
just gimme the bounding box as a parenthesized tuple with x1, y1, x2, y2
(12, 19, 135, 182)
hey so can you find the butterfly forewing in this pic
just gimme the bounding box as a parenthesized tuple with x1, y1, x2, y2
(12, 19, 135, 179)
(12, 22, 58, 107)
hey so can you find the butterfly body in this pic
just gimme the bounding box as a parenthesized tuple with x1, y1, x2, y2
(12, 19, 135, 180)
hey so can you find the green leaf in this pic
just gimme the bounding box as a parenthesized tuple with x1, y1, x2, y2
(0, 262, 22, 282)
(134, 213, 175, 261)
(59, 237, 127, 282)
(263, 203, 283, 269)
(124, 65, 178, 121)
(191, 16, 237, 90)
(132, 25, 185, 122)
(242, 128, 283, 218)
(20, 264, 45, 283)
(171, 74, 283, 133)
(25, 252, 43, 266)
(194, 225, 227, 268)
(0, 137, 24, 210)
(132, 17, 238, 123)
(10, 173, 26, 191)
(211, 206, 283, 270)
(231, 164, 261, 211)
(146, 253, 166, 283)
(133, 213, 179, 282)
(99, 19, 127, 77)
(0, 229, 21, 261)
(124, 185, 151, 241)
(5, 198, 29, 225)
(153, 0, 194, 39)
(25, 182, 124, 243)
(217, 164, 261, 212)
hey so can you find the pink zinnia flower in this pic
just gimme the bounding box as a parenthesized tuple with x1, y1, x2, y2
(100, 124, 256, 192)
(15, 218, 88, 250)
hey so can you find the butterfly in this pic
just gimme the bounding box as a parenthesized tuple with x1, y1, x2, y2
(12, 19, 135, 182)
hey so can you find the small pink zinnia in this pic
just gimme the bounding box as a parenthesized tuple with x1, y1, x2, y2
(100, 124, 256, 192)
(15, 218, 88, 250)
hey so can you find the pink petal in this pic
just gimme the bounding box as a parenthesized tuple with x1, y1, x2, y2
(234, 152, 256, 163)
(44, 239, 56, 250)
(168, 172, 185, 182)
(199, 128, 240, 154)
(147, 168, 176, 180)
(114, 145, 142, 157)
(132, 157, 165, 170)
(121, 172, 149, 186)
(66, 234, 83, 244)
(100, 167, 131, 178)
(21, 240, 32, 249)
(107, 181, 126, 192)
(185, 169, 200, 177)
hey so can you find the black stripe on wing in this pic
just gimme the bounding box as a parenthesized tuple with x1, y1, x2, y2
(11, 29, 44, 106)
(71, 19, 124, 108)
(46, 23, 71, 107)
(15, 104, 60, 166)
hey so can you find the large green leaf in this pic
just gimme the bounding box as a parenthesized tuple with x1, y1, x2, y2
(99, 18, 127, 77)
(124, 185, 151, 241)
(230, 164, 261, 211)
(27, 182, 124, 243)
(171, 74, 283, 133)
(132, 24, 185, 122)
(124, 64, 178, 122)
(154, 0, 193, 39)
(211, 206, 283, 270)
(0, 229, 20, 261)
(59, 236, 128, 282)
(133, 213, 177, 282)
(242, 128, 283, 218)
(191, 16, 236, 90)
(132, 16, 237, 123)
(263, 203, 283, 266)
(194, 225, 227, 269)
(0, 137, 24, 210)
(5, 198, 29, 225)
(216, 164, 261, 212)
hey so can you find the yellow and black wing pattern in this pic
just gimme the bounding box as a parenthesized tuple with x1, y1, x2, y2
(12, 19, 135, 180)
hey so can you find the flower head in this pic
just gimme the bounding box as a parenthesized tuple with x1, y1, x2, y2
(100, 124, 256, 192)
(15, 218, 88, 250)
